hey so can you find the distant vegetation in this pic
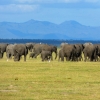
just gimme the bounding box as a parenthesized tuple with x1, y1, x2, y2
(0, 39, 100, 47)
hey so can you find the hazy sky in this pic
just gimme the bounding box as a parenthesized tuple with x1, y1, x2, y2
(0, 0, 100, 26)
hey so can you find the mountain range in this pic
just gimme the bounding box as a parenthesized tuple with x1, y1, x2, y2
(0, 19, 100, 40)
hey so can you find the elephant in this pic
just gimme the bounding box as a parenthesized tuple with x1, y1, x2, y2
(6, 44, 15, 61)
(83, 44, 98, 62)
(13, 44, 28, 61)
(60, 42, 68, 48)
(0, 43, 9, 58)
(29, 52, 35, 58)
(25, 43, 35, 52)
(41, 50, 52, 61)
(59, 44, 76, 61)
(33, 43, 46, 58)
(42, 44, 57, 60)
(93, 44, 100, 61)
(83, 42, 93, 48)
(33, 44, 57, 60)
(72, 44, 84, 61)
(58, 49, 65, 61)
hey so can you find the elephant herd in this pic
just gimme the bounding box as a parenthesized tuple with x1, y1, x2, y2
(0, 42, 100, 62)
(59, 42, 100, 62)
(0, 43, 57, 62)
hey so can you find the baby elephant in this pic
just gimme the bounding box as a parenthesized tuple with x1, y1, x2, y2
(41, 50, 52, 61)
(29, 52, 35, 58)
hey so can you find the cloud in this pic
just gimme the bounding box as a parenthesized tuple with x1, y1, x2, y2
(15, 0, 100, 3)
(15, 0, 51, 3)
(15, 0, 35, 3)
(0, 0, 100, 13)
(0, 4, 39, 13)
(14, 0, 80, 3)
(0, 0, 100, 4)
(84, 0, 99, 3)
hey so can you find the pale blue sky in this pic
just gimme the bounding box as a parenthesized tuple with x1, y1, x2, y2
(0, 0, 100, 26)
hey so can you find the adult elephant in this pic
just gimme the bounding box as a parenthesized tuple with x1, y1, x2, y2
(42, 44, 57, 60)
(73, 44, 84, 61)
(0, 43, 9, 58)
(6, 44, 15, 61)
(33, 44, 57, 60)
(93, 44, 100, 61)
(83, 44, 98, 62)
(13, 44, 28, 61)
(58, 44, 76, 61)
(33, 43, 46, 58)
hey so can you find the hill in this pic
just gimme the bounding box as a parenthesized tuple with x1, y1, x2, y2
(0, 19, 100, 40)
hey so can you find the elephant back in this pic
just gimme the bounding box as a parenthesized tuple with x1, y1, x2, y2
(13, 44, 28, 55)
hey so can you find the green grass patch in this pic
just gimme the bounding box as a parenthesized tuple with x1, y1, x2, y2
(0, 53, 100, 100)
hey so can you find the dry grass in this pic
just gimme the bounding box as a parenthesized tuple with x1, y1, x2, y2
(0, 53, 100, 100)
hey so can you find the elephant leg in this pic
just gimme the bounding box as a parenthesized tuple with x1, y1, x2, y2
(67, 56, 70, 61)
(61, 56, 64, 61)
(75, 57, 78, 61)
(2, 52, 4, 58)
(34, 52, 40, 58)
(0, 53, 3, 59)
(42, 56, 45, 61)
(51, 55, 53, 61)
(6, 53, 10, 61)
(58, 56, 61, 61)
(14, 54, 19, 61)
(24, 55, 26, 61)
(49, 56, 51, 61)
(84, 56, 87, 62)
(94, 55, 98, 62)
(45, 57, 48, 61)
(9, 54, 12, 59)
(6, 53, 10, 59)
(79, 55, 83, 61)
(84, 53, 87, 62)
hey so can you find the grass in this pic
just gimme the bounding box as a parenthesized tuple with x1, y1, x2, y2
(0, 53, 100, 100)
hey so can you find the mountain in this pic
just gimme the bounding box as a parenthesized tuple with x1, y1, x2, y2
(0, 19, 100, 40)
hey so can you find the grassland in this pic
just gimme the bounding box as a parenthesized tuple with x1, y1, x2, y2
(0, 53, 100, 100)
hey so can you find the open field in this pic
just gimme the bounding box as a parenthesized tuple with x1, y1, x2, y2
(0, 53, 100, 100)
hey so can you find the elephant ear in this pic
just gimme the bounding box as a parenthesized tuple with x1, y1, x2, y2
(25, 45, 28, 49)
(15, 50, 20, 55)
(0, 48, 1, 53)
(15, 49, 20, 54)
(25, 46, 28, 54)
(0, 47, 3, 53)
(81, 44, 84, 50)
(74, 45, 77, 49)
(25, 45, 28, 48)
(95, 45, 99, 51)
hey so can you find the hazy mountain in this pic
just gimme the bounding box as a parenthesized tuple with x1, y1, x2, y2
(0, 19, 100, 40)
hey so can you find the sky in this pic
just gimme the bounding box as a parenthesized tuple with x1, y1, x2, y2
(0, 0, 100, 26)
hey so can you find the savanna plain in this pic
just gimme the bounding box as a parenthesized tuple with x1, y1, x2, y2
(0, 52, 100, 100)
